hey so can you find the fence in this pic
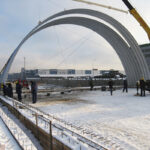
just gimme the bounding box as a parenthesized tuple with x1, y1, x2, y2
(0, 96, 108, 150)
(0, 106, 36, 150)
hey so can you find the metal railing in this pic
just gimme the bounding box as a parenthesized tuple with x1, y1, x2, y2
(0, 105, 37, 150)
(0, 96, 108, 150)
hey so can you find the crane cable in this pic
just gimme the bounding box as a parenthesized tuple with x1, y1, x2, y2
(55, 35, 91, 68)
(73, 0, 128, 14)
(53, 26, 65, 58)
(49, 32, 89, 62)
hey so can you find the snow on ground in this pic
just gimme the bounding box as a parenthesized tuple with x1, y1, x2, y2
(0, 104, 43, 150)
(0, 95, 92, 150)
(35, 89, 150, 150)
(0, 118, 21, 150)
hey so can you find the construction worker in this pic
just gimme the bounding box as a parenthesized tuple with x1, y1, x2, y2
(123, 79, 128, 93)
(140, 77, 146, 96)
(31, 81, 37, 103)
(2, 83, 7, 96)
(89, 77, 94, 90)
(7, 83, 13, 98)
(16, 80, 22, 102)
(136, 80, 140, 95)
(108, 79, 113, 96)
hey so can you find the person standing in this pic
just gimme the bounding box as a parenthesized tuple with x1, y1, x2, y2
(89, 77, 94, 91)
(123, 79, 128, 93)
(108, 79, 113, 96)
(2, 83, 7, 96)
(136, 80, 140, 95)
(7, 83, 13, 98)
(31, 81, 37, 103)
(140, 77, 146, 96)
(16, 81, 22, 102)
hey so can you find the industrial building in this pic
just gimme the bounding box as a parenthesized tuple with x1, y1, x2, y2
(7, 68, 124, 81)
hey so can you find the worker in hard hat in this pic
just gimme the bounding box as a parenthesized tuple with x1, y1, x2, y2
(2, 83, 7, 96)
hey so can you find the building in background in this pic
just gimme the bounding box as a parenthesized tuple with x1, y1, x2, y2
(6, 44, 150, 82)
(7, 68, 124, 81)
(7, 73, 21, 81)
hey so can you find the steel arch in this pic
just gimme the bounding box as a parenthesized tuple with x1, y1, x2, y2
(0, 9, 149, 85)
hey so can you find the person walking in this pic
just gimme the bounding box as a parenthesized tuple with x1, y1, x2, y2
(140, 77, 146, 96)
(31, 81, 37, 103)
(123, 79, 128, 93)
(16, 81, 22, 102)
(7, 83, 13, 98)
(108, 79, 113, 96)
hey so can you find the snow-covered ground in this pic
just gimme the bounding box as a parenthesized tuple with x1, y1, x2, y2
(35, 89, 150, 150)
(0, 117, 21, 150)
(0, 103, 43, 150)
(0, 95, 92, 150)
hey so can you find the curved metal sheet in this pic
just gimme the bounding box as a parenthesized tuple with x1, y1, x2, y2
(31, 17, 137, 85)
(34, 8, 150, 81)
(0, 17, 133, 84)
(0, 9, 149, 85)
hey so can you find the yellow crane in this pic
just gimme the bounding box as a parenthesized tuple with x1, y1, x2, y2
(122, 0, 150, 40)
(73, 0, 150, 40)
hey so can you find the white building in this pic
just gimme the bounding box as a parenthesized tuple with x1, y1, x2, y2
(38, 69, 49, 75)
(57, 69, 68, 75)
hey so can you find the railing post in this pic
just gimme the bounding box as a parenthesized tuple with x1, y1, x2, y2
(35, 113, 38, 138)
(35, 113, 38, 126)
(49, 121, 53, 150)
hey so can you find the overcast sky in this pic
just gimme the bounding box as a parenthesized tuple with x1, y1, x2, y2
(0, 0, 150, 73)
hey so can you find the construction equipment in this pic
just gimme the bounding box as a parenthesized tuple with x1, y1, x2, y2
(122, 0, 150, 40)
(73, 0, 128, 14)
(73, 0, 150, 40)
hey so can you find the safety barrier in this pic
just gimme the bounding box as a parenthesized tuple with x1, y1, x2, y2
(0, 95, 108, 150)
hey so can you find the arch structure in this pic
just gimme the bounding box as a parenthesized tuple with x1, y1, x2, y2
(0, 9, 149, 85)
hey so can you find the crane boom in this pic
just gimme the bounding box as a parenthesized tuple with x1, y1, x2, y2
(122, 0, 150, 40)
(73, 0, 128, 14)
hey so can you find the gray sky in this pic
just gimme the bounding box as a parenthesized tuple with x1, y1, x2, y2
(0, 0, 150, 73)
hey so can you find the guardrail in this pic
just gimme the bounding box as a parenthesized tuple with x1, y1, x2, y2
(0, 106, 37, 150)
(0, 95, 108, 150)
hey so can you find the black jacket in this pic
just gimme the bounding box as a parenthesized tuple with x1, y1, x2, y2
(108, 80, 113, 88)
(16, 83, 22, 94)
(140, 79, 146, 89)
